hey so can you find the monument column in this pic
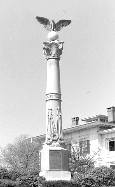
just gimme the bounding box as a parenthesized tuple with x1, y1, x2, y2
(43, 41, 63, 144)
(36, 16, 71, 181)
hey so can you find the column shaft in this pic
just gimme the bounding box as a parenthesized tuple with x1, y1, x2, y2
(43, 41, 63, 144)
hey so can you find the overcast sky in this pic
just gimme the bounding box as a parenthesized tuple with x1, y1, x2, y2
(0, 0, 115, 146)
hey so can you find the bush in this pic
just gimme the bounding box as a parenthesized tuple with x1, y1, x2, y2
(73, 166, 115, 187)
(16, 178, 80, 187)
(88, 166, 115, 186)
(0, 179, 17, 187)
(16, 175, 45, 187)
(41, 180, 80, 187)
(0, 167, 21, 181)
(69, 146, 94, 176)
(0, 168, 10, 179)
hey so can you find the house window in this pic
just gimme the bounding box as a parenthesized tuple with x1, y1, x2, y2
(79, 140, 90, 155)
(109, 141, 115, 151)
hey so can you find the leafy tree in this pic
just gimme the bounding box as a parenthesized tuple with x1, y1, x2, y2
(69, 144, 94, 177)
(1, 135, 42, 176)
(70, 145, 115, 186)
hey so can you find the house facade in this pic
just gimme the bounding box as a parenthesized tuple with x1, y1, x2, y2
(64, 106, 115, 168)
(32, 106, 115, 169)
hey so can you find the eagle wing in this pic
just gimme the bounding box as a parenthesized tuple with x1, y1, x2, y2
(36, 16, 51, 31)
(55, 20, 71, 31)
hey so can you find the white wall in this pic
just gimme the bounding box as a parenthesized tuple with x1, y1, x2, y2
(100, 132, 115, 167)
(64, 126, 115, 167)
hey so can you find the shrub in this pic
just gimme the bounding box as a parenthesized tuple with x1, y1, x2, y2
(73, 166, 115, 186)
(87, 166, 115, 186)
(0, 168, 10, 179)
(0, 179, 17, 187)
(69, 146, 94, 176)
(16, 175, 45, 187)
(41, 180, 80, 187)
(16, 178, 80, 187)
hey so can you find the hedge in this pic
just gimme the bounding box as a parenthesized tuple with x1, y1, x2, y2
(73, 166, 115, 187)
(41, 180, 80, 187)
(0, 179, 17, 187)
(0, 178, 115, 187)
(0, 166, 115, 187)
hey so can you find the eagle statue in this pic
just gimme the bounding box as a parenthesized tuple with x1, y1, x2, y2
(36, 16, 71, 41)
(36, 16, 71, 32)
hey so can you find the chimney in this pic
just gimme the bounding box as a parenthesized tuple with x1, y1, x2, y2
(72, 117, 79, 127)
(107, 107, 115, 123)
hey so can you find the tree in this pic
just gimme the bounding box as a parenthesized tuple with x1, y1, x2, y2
(1, 135, 42, 176)
(69, 144, 94, 177)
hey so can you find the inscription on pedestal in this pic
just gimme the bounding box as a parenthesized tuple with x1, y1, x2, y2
(49, 150, 62, 170)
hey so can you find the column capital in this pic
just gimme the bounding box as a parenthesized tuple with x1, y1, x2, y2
(43, 41, 64, 60)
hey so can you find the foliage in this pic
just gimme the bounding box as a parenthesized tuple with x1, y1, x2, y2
(0, 168, 42, 186)
(0, 179, 17, 187)
(69, 145, 94, 176)
(0, 167, 10, 179)
(8, 170, 21, 181)
(41, 180, 80, 187)
(0, 167, 21, 181)
(87, 166, 115, 186)
(1, 135, 42, 176)
(69, 145, 115, 186)
(0, 166, 114, 187)
(16, 175, 45, 187)
(1, 135, 115, 187)
(73, 166, 115, 187)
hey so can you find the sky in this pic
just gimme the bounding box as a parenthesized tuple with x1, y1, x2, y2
(0, 0, 115, 147)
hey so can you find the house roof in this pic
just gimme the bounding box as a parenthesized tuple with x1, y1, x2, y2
(98, 127, 115, 135)
(30, 120, 115, 142)
(81, 115, 108, 123)
(63, 121, 115, 135)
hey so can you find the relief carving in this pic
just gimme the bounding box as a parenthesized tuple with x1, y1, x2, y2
(46, 108, 63, 145)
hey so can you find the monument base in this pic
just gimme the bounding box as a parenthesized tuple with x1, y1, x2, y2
(40, 143, 71, 181)
(39, 170, 71, 181)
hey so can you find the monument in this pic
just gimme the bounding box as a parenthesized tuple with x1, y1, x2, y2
(36, 16, 71, 181)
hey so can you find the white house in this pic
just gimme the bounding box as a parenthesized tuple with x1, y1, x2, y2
(63, 106, 115, 168)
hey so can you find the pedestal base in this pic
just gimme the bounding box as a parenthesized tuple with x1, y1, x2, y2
(39, 170, 71, 181)
(40, 143, 71, 181)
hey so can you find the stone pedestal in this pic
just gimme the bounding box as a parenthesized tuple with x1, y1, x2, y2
(39, 144, 71, 181)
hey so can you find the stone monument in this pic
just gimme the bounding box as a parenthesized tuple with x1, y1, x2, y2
(36, 16, 71, 181)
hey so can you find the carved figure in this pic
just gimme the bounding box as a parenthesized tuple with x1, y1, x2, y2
(56, 107, 62, 140)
